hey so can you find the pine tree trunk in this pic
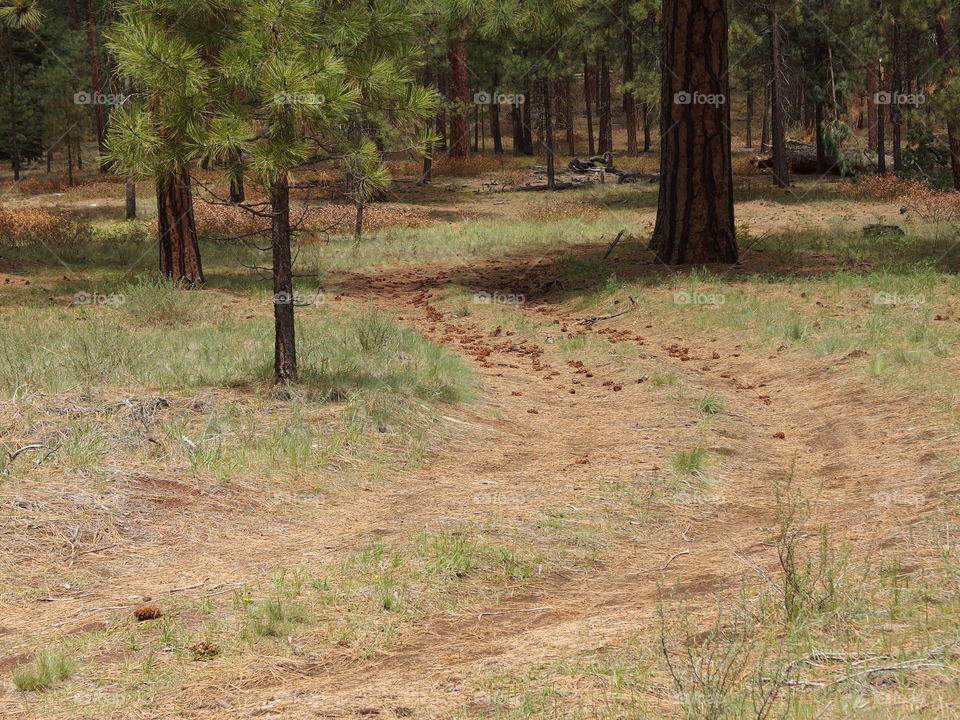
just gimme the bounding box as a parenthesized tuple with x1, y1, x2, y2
(652, 0, 738, 265)
(270, 174, 297, 385)
(447, 33, 469, 158)
(511, 100, 524, 155)
(745, 76, 754, 148)
(760, 72, 770, 152)
(876, 62, 886, 174)
(68, 0, 78, 29)
(472, 102, 479, 152)
(598, 53, 612, 153)
(543, 76, 555, 190)
(521, 88, 534, 155)
(491, 72, 503, 154)
(8, 62, 19, 181)
(891, 25, 903, 171)
(436, 70, 448, 152)
(866, 69, 878, 148)
(623, 20, 638, 157)
(934, 8, 960, 189)
(768, 7, 790, 187)
(156, 168, 204, 286)
(584, 56, 595, 156)
(564, 78, 575, 155)
(125, 175, 136, 220)
(642, 102, 651, 151)
(814, 101, 826, 172)
(84, 0, 108, 173)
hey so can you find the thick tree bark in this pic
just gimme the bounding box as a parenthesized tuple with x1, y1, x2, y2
(156, 168, 204, 286)
(934, 7, 960, 189)
(84, 0, 107, 173)
(623, 20, 638, 157)
(584, 57, 595, 156)
(270, 174, 297, 385)
(446, 33, 469, 158)
(768, 7, 789, 187)
(652, 0, 738, 265)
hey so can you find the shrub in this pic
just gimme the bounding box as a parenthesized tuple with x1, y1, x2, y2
(0, 205, 92, 248)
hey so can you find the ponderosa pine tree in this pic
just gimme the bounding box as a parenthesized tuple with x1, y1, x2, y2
(0, 0, 44, 181)
(201, 0, 436, 385)
(652, 0, 738, 265)
(105, 0, 222, 286)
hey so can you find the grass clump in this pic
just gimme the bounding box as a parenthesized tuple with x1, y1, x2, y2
(12, 649, 74, 691)
(671, 447, 710, 477)
(247, 596, 308, 638)
(696, 394, 724, 415)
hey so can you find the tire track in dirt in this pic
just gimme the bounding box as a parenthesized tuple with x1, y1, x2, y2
(180, 245, 957, 718)
(231, 250, 956, 712)
(210, 248, 957, 718)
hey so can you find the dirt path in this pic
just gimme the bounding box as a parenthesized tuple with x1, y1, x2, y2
(181, 246, 955, 718)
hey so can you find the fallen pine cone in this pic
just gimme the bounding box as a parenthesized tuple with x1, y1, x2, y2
(189, 641, 220, 660)
(133, 605, 162, 622)
(772, 432, 786, 439)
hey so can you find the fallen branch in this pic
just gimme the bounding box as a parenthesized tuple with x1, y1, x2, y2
(166, 577, 210, 594)
(7, 444, 58, 465)
(638, 550, 690, 574)
(578, 297, 638, 325)
(478, 606, 554, 620)
(603, 229, 627, 259)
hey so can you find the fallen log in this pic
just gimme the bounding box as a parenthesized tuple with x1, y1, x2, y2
(752, 140, 879, 175)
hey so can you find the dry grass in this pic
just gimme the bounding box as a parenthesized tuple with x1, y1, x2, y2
(0, 205, 93, 247)
(3, 164, 960, 719)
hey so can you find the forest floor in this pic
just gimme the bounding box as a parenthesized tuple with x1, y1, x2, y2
(1, 152, 960, 718)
